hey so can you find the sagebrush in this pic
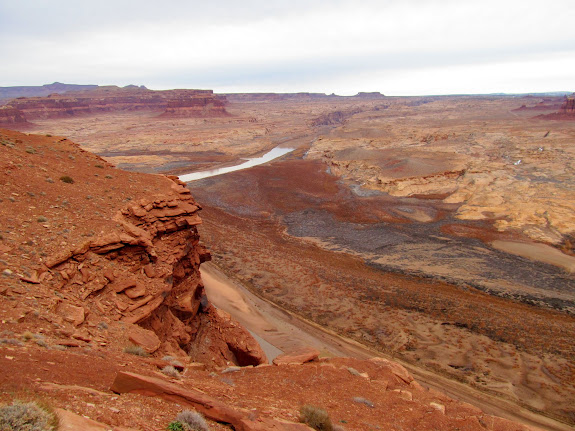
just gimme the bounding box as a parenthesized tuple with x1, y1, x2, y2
(299, 405, 333, 431)
(175, 409, 209, 431)
(0, 400, 59, 431)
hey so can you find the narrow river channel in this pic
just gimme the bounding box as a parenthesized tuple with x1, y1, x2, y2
(179, 146, 294, 182)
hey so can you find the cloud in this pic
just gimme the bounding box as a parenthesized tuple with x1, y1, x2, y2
(0, 0, 573, 94)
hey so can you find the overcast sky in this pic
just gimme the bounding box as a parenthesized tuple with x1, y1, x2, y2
(0, 0, 573, 95)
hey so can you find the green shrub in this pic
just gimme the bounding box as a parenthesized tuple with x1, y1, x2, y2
(59, 176, 74, 184)
(167, 422, 184, 431)
(123, 344, 149, 357)
(299, 405, 333, 431)
(0, 400, 58, 431)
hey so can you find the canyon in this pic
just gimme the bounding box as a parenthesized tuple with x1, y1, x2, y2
(1, 87, 574, 430)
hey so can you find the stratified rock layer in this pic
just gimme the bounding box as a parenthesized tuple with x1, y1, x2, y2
(0, 128, 265, 367)
(0, 86, 229, 125)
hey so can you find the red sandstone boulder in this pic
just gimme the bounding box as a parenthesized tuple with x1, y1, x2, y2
(55, 302, 86, 326)
(273, 347, 320, 365)
(369, 357, 414, 383)
(127, 326, 161, 353)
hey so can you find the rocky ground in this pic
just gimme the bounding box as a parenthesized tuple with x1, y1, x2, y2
(2, 92, 574, 429)
(0, 129, 548, 431)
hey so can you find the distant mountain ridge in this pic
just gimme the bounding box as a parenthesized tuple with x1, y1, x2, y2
(0, 82, 101, 102)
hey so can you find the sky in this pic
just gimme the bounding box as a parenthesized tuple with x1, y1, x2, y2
(0, 0, 573, 96)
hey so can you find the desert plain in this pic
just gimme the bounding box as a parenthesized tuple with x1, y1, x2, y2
(3, 89, 575, 429)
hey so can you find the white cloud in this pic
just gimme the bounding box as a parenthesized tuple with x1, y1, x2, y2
(0, 0, 573, 94)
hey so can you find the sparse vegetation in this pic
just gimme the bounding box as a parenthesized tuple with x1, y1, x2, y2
(0, 400, 59, 431)
(37, 216, 48, 223)
(167, 422, 184, 431)
(172, 410, 209, 431)
(21, 331, 35, 341)
(123, 344, 149, 357)
(59, 176, 74, 184)
(161, 365, 180, 379)
(299, 405, 333, 431)
(0, 338, 24, 346)
(352, 396, 374, 408)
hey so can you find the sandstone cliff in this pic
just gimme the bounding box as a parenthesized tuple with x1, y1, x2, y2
(0, 105, 29, 125)
(537, 94, 575, 120)
(0, 128, 265, 367)
(0, 87, 229, 125)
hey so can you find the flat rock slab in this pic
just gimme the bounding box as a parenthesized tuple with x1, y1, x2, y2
(127, 326, 161, 353)
(272, 347, 320, 365)
(110, 371, 311, 431)
(56, 408, 139, 431)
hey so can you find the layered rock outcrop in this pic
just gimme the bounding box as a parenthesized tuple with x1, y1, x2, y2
(42, 177, 266, 365)
(0, 128, 265, 367)
(0, 87, 229, 124)
(0, 106, 29, 125)
(537, 94, 575, 120)
(159, 92, 228, 117)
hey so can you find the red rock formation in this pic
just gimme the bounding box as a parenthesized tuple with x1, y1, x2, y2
(0, 105, 29, 125)
(559, 96, 575, 115)
(1, 87, 229, 121)
(41, 175, 266, 366)
(159, 91, 228, 117)
(0, 128, 264, 367)
(536, 95, 575, 120)
(272, 347, 320, 365)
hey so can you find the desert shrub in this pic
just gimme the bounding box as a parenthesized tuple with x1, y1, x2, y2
(0, 338, 24, 346)
(0, 400, 58, 431)
(21, 332, 35, 341)
(37, 216, 48, 223)
(123, 344, 149, 357)
(59, 176, 74, 184)
(299, 405, 333, 431)
(175, 410, 209, 431)
(352, 396, 374, 408)
(167, 422, 184, 431)
(161, 365, 180, 379)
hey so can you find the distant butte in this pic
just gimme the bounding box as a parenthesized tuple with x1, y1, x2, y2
(0, 86, 229, 126)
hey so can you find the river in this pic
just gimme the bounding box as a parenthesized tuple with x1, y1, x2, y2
(178, 146, 294, 182)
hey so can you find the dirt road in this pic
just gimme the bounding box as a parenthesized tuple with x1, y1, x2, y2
(201, 262, 573, 431)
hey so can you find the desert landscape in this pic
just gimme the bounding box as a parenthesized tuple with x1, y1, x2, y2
(0, 85, 573, 430)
